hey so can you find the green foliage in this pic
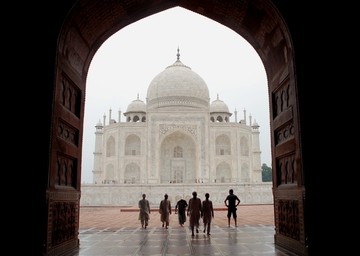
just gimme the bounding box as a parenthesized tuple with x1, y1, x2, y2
(261, 163, 272, 182)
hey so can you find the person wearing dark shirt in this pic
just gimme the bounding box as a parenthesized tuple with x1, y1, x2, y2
(224, 189, 241, 227)
(187, 191, 202, 236)
(202, 193, 214, 235)
(175, 198, 188, 226)
(159, 194, 171, 229)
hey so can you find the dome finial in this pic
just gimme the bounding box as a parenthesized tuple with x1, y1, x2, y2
(137, 93, 139, 100)
(177, 46, 180, 61)
(217, 93, 219, 100)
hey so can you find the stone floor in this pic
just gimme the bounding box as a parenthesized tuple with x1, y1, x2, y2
(74, 204, 296, 255)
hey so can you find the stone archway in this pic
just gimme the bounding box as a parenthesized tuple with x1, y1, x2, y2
(46, 1, 307, 255)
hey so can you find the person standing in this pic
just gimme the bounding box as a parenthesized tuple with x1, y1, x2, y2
(159, 193, 171, 229)
(138, 193, 151, 229)
(187, 191, 202, 236)
(175, 198, 188, 226)
(202, 193, 214, 235)
(224, 189, 241, 227)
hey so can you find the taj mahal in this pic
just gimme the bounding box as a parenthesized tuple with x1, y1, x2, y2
(80, 49, 273, 207)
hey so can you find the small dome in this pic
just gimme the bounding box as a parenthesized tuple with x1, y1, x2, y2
(125, 95, 146, 113)
(146, 49, 209, 110)
(95, 120, 103, 128)
(252, 120, 260, 128)
(210, 95, 230, 113)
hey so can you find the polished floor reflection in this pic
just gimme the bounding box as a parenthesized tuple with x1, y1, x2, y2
(76, 224, 296, 255)
(74, 205, 296, 255)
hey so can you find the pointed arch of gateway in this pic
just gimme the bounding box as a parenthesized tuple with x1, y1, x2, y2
(46, 0, 308, 255)
(160, 130, 197, 183)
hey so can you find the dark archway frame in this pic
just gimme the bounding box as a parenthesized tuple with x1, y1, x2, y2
(45, 0, 308, 255)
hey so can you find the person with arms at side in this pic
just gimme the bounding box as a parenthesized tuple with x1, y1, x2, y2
(175, 198, 188, 226)
(224, 189, 241, 227)
(202, 192, 214, 235)
(159, 193, 171, 229)
(187, 191, 202, 236)
(138, 193, 151, 229)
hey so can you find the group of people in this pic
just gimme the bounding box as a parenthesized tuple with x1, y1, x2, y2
(138, 189, 241, 235)
(183, 191, 214, 236)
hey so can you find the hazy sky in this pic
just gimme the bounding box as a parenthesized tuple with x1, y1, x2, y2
(82, 7, 271, 183)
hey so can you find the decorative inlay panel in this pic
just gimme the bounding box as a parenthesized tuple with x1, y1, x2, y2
(60, 74, 81, 117)
(62, 28, 87, 75)
(277, 199, 300, 241)
(273, 83, 290, 119)
(50, 201, 78, 247)
(47, 190, 80, 201)
(159, 124, 197, 138)
(56, 154, 77, 188)
(276, 154, 296, 185)
(57, 119, 79, 146)
(275, 123, 295, 145)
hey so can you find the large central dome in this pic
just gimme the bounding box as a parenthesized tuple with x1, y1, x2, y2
(146, 50, 209, 110)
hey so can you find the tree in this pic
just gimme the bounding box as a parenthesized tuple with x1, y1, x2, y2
(261, 163, 272, 182)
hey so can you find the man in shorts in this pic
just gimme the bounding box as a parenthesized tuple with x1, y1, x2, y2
(224, 189, 241, 227)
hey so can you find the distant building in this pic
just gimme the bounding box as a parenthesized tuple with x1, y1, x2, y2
(92, 49, 263, 186)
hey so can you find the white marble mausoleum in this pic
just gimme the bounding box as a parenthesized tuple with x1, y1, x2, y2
(80, 49, 273, 206)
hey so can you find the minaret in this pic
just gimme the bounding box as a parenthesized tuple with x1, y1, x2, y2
(243, 108, 246, 124)
(234, 108, 238, 123)
(118, 108, 121, 123)
(92, 120, 104, 184)
(109, 108, 112, 124)
(251, 119, 262, 183)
